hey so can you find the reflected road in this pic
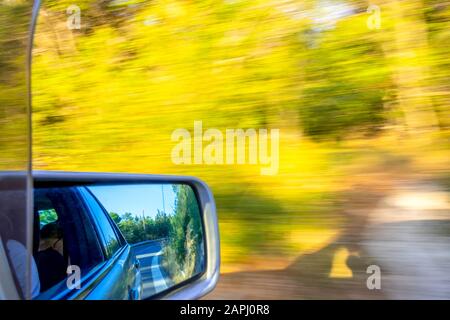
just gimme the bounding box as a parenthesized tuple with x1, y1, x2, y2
(133, 240, 172, 298)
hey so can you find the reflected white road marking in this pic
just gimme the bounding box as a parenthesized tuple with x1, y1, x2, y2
(136, 250, 163, 260)
(139, 265, 160, 272)
(151, 255, 168, 292)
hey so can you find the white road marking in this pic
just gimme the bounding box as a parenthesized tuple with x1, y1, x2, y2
(136, 250, 163, 260)
(150, 255, 168, 292)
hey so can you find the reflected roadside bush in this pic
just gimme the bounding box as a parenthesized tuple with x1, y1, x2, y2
(163, 185, 204, 284)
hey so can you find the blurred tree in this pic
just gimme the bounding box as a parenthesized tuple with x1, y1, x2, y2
(300, 12, 391, 139)
(166, 184, 203, 278)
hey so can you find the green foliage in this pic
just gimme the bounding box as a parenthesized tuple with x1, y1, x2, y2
(300, 14, 391, 140)
(109, 212, 121, 224)
(109, 210, 171, 244)
(39, 209, 58, 227)
(164, 185, 204, 282)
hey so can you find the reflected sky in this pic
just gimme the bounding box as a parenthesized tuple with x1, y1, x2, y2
(88, 184, 177, 218)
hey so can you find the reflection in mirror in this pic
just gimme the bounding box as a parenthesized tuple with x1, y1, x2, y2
(89, 183, 205, 298)
(32, 183, 205, 300)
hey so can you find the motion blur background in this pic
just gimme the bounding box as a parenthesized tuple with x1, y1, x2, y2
(4, 0, 449, 298)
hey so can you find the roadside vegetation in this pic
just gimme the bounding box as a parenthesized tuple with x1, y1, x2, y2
(109, 210, 171, 244)
(162, 185, 204, 283)
(31, 0, 449, 275)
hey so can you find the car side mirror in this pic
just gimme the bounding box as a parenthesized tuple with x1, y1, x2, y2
(33, 171, 220, 300)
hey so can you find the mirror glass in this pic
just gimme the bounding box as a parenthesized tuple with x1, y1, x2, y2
(33, 183, 205, 299)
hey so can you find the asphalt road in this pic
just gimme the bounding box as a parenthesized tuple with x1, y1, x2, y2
(133, 240, 172, 298)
